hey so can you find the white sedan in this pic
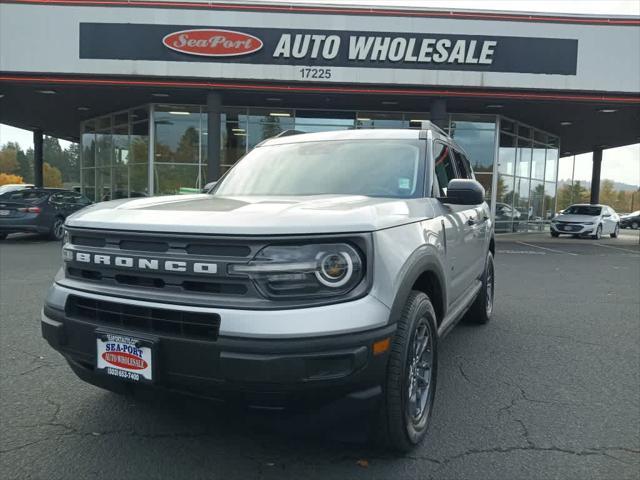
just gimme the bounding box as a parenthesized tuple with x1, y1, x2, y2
(550, 204, 620, 239)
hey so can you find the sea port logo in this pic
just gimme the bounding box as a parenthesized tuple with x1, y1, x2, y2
(162, 29, 264, 57)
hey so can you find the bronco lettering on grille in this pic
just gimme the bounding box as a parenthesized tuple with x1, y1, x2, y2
(64, 250, 218, 275)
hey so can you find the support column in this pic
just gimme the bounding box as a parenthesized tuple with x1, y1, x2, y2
(33, 129, 44, 188)
(206, 91, 222, 182)
(430, 98, 448, 130)
(590, 148, 603, 204)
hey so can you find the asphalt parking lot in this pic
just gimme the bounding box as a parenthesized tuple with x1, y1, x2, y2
(1, 231, 639, 480)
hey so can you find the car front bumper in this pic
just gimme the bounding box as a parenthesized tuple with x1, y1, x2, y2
(550, 223, 597, 235)
(41, 287, 395, 408)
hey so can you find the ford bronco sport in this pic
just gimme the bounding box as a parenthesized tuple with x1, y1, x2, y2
(42, 124, 494, 451)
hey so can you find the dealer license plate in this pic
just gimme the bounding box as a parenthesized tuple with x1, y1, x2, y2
(0, 210, 10, 216)
(96, 333, 153, 382)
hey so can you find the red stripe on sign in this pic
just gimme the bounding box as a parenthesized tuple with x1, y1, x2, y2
(1, 74, 639, 104)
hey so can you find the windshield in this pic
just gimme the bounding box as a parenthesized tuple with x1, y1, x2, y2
(213, 139, 425, 198)
(563, 205, 602, 216)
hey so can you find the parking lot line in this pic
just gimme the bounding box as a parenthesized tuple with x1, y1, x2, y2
(516, 241, 579, 256)
(593, 243, 640, 255)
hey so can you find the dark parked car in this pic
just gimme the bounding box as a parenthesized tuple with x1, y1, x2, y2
(0, 188, 92, 241)
(620, 210, 640, 229)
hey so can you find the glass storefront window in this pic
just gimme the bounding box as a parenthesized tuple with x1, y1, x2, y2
(475, 173, 493, 201)
(79, 107, 561, 225)
(356, 112, 405, 129)
(154, 106, 202, 164)
(544, 182, 557, 220)
(529, 180, 545, 228)
(154, 164, 201, 195)
(545, 147, 558, 182)
(450, 117, 496, 173)
(531, 143, 546, 180)
(516, 137, 532, 177)
(81, 122, 96, 168)
(498, 132, 516, 175)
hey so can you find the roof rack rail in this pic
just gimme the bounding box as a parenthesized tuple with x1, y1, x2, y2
(418, 120, 447, 137)
(273, 129, 306, 138)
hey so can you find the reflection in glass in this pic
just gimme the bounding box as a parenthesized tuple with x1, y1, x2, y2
(498, 132, 516, 175)
(514, 177, 531, 231)
(154, 108, 201, 164)
(529, 180, 545, 229)
(475, 173, 493, 201)
(516, 137, 532, 177)
(545, 147, 558, 182)
(495, 174, 516, 233)
(356, 111, 405, 129)
(531, 143, 546, 180)
(544, 182, 557, 220)
(154, 164, 201, 195)
(450, 123, 496, 173)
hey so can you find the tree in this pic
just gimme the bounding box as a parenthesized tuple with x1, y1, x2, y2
(43, 162, 63, 187)
(0, 173, 24, 186)
(0, 142, 20, 174)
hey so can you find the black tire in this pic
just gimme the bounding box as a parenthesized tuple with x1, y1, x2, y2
(631, 221, 639, 230)
(0, 233, 7, 241)
(466, 251, 495, 324)
(610, 223, 619, 238)
(48, 217, 65, 241)
(551, 232, 559, 238)
(591, 224, 602, 240)
(377, 291, 438, 452)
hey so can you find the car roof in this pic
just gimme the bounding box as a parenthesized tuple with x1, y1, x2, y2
(569, 203, 606, 207)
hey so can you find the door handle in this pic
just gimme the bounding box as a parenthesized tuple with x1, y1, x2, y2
(467, 217, 477, 226)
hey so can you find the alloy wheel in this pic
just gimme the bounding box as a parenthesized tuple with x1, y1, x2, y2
(406, 320, 434, 425)
(485, 258, 495, 317)
(53, 220, 64, 240)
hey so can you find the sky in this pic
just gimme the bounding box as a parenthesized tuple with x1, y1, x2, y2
(1, 0, 639, 186)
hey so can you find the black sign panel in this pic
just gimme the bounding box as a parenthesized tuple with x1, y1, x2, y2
(80, 23, 578, 75)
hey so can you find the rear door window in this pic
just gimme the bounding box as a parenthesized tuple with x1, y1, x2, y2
(6, 190, 49, 202)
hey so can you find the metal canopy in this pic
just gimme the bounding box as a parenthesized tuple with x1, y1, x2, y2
(0, 78, 638, 155)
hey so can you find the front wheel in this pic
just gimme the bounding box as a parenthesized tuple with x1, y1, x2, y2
(48, 217, 65, 241)
(632, 221, 639, 230)
(592, 224, 602, 240)
(377, 291, 438, 452)
(0, 233, 7, 241)
(551, 231, 559, 238)
(466, 251, 495, 324)
(610, 223, 619, 238)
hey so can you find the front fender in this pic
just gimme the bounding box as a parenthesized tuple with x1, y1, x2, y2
(387, 245, 448, 327)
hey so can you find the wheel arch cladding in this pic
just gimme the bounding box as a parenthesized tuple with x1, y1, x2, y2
(389, 248, 447, 328)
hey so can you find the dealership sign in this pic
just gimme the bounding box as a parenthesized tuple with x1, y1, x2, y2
(162, 29, 263, 57)
(80, 23, 578, 75)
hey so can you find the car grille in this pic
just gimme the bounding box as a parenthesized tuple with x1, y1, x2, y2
(65, 295, 221, 341)
(64, 228, 262, 300)
(555, 222, 584, 232)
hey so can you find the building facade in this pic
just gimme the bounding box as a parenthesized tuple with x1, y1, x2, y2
(1, 0, 638, 232)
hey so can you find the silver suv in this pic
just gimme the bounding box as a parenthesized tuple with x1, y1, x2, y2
(42, 125, 494, 451)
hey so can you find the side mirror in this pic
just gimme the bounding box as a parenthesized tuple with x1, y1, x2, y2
(440, 179, 485, 205)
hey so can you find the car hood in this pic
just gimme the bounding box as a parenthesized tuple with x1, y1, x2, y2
(65, 194, 434, 234)
(555, 214, 599, 223)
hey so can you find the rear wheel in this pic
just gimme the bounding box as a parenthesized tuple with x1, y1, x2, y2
(592, 224, 602, 240)
(377, 291, 438, 452)
(551, 231, 559, 238)
(0, 233, 7, 240)
(48, 217, 65, 241)
(610, 223, 619, 238)
(632, 221, 639, 230)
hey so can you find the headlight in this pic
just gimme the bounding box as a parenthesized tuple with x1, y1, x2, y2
(63, 228, 70, 245)
(551, 219, 559, 223)
(229, 243, 364, 299)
